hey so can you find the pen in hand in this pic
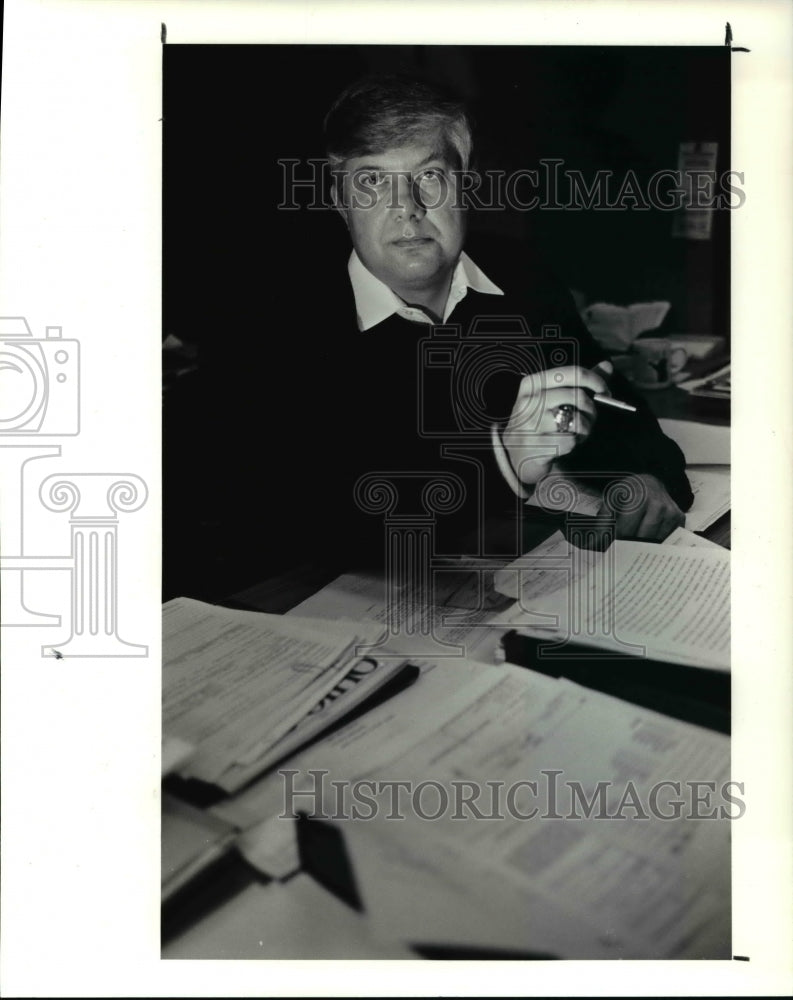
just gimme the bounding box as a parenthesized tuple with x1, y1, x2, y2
(515, 363, 638, 417)
(590, 359, 637, 413)
(592, 394, 637, 413)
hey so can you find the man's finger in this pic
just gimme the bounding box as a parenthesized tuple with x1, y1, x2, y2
(544, 366, 609, 396)
(613, 506, 644, 539)
(504, 430, 578, 452)
(542, 387, 598, 420)
(504, 434, 578, 482)
(508, 390, 597, 433)
(627, 499, 684, 540)
(515, 366, 609, 400)
(634, 506, 664, 539)
(637, 504, 685, 541)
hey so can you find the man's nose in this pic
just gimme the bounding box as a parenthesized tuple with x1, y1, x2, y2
(392, 173, 426, 219)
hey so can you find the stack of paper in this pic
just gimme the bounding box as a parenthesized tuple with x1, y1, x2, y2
(661, 525, 724, 549)
(681, 466, 730, 532)
(657, 418, 730, 465)
(213, 656, 731, 959)
(288, 567, 512, 664)
(342, 669, 731, 959)
(492, 531, 730, 671)
(163, 598, 409, 792)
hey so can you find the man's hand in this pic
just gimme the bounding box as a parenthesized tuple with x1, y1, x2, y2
(600, 473, 685, 541)
(502, 364, 611, 487)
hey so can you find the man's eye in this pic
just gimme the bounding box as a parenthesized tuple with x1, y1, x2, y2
(417, 168, 444, 184)
(359, 171, 384, 187)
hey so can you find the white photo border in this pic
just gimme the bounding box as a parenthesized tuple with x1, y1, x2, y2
(1, 0, 791, 996)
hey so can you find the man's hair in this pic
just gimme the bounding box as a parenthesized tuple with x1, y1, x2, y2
(324, 74, 474, 172)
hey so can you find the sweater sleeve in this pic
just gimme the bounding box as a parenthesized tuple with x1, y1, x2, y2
(536, 267, 693, 511)
(479, 236, 694, 512)
(555, 371, 695, 512)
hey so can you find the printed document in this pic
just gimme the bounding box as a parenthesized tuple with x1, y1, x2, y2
(163, 597, 380, 785)
(340, 669, 731, 959)
(493, 532, 730, 670)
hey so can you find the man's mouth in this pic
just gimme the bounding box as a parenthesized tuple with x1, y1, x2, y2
(392, 236, 434, 247)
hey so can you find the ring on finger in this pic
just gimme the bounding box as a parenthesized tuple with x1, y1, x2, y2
(554, 404, 576, 434)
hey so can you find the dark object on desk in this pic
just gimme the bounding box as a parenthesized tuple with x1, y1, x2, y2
(703, 511, 731, 550)
(163, 772, 227, 810)
(297, 813, 364, 913)
(501, 630, 730, 735)
(414, 943, 557, 960)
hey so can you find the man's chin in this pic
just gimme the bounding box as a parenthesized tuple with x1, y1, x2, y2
(388, 248, 446, 283)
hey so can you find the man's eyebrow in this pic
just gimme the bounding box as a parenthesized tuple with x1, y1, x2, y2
(348, 163, 389, 173)
(413, 150, 452, 169)
(348, 151, 452, 173)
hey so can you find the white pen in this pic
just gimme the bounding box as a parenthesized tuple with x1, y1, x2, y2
(593, 394, 637, 413)
(520, 369, 638, 414)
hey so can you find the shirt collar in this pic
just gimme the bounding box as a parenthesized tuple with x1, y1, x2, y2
(348, 249, 504, 331)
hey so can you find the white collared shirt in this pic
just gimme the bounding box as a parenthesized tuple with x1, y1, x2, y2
(347, 250, 530, 499)
(348, 249, 504, 330)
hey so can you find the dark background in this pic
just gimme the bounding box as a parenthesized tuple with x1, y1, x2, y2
(164, 44, 731, 347)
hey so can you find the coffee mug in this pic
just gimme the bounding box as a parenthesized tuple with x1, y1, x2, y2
(629, 338, 688, 390)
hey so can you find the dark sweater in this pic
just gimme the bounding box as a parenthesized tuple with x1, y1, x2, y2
(163, 233, 692, 598)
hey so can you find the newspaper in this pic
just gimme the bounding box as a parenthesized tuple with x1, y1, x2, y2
(163, 597, 401, 791)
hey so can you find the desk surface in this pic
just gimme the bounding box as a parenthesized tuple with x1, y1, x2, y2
(164, 873, 413, 960)
(643, 381, 730, 426)
(163, 391, 732, 959)
(164, 514, 731, 959)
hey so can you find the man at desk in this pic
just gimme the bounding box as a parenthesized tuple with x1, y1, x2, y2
(164, 73, 693, 596)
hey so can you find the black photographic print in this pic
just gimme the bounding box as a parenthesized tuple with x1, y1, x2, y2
(162, 43, 737, 964)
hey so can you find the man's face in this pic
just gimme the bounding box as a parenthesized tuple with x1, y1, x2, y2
(336, 136, 467, 305)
